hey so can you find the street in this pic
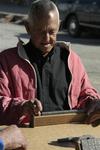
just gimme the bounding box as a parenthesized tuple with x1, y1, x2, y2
(0, 22, 100, 91)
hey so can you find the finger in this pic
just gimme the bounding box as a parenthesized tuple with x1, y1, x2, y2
(88, 114, 100, 124)
(34, 98, 43, 112)
(34, 109, 41, 116)
(33, 104, 41, 116)
(85, 111, 100, 125)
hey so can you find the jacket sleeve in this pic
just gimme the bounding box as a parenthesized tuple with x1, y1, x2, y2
(69, 51, 100, 109)
(0, 63, 29, 125)
(77, 65, 100, 108)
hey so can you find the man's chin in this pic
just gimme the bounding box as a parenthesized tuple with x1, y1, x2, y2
(40, 47, 53, 56)
(41, 46, 53, 53)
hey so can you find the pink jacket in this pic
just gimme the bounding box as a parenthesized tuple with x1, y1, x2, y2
(0, 41, 100, 125)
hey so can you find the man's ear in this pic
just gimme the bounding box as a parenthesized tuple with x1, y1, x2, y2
(24, 20, 30, 35)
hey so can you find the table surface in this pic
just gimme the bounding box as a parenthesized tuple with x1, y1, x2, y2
(21, 123, 100, 150)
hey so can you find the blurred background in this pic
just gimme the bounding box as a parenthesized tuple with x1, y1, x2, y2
(0, 0, 32, 5)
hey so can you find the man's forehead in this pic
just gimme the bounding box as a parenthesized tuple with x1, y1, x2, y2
(32, 22, 59, 32)
(33, 10, 58, 19)
(31, 11, 59, 24)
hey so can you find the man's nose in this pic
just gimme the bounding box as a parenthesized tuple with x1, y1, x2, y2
(42, 32, 50, 42)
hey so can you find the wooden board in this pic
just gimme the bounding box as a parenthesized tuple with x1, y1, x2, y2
(31, 110, 87, 127)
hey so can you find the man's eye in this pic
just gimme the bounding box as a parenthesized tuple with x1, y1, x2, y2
(49, 31, 57, 35)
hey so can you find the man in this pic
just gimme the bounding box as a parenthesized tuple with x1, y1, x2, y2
(0, 0, 100, 127)
(0, 125, 26, 149)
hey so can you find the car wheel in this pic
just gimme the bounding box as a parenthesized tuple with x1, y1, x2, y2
(67, 16, 80, 37)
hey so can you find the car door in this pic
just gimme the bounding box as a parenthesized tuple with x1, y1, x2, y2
(90, 0, 100, 26)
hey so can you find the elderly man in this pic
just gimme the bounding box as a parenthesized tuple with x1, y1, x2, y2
(0, 0, 100, 127)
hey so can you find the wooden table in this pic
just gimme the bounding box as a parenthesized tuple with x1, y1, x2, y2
(22, 124, 100, 150)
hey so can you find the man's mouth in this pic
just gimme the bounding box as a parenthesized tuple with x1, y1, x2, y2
(41, 43, 50, 47)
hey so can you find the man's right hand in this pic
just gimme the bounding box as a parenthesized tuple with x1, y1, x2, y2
(19, 98, 42, 127)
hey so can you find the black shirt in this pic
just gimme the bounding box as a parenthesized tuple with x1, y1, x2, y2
(24, 41, 71, 112)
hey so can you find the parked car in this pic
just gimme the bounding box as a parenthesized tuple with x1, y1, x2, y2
(56, 0, 100, 37)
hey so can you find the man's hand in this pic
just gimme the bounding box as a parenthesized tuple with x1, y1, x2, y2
(19, 98, 42, 127)
(85, 100, 100, 127)
(21, 98, 42, 116)
(0, 125, 27, 150)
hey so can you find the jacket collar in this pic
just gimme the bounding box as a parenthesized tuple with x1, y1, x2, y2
(17, 39, 30, 61)
(56, 41, 71, 52)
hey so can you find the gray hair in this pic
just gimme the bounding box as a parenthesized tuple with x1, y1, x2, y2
(27, 0, 59, 25)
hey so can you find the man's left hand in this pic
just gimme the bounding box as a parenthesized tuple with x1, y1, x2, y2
(85, 100, 100, 126)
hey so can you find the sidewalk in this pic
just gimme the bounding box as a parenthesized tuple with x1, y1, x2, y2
(0, 3, 29, 24)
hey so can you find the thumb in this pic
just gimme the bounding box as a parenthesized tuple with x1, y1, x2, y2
(33, 98, 43, 115)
